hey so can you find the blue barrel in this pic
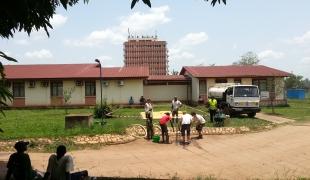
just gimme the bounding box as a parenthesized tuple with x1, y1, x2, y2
(287, 89, 305, 99)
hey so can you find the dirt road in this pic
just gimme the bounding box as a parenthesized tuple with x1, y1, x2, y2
(1, 123, 310, 179)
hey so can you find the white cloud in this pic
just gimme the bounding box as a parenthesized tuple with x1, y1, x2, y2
(169, 32, 208, 61)
(292, 31, 310, 44)
(119, 6, 170, 33)
(179, 32, 208, 46)
(170, 49, 195, 59)
(50, 14, 68, 28)
(301, 57, 310, 65)
(258, 50, 284, 60)
(64, 6, 170, 47)
(25, 49, 53, 59)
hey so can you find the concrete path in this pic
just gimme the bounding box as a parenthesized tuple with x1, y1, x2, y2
(2, 123, 310, 179)
(256, 112, 295, 124)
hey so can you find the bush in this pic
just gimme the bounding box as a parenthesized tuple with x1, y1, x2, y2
(93, 102, 112, 119)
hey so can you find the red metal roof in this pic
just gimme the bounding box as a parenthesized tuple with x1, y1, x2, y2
(180, 65, 290, 78)
(4, 64, 149, 80)
(147, 75, 189, 81)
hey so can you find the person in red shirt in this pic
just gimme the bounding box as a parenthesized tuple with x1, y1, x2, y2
(159, 112, 172, 144)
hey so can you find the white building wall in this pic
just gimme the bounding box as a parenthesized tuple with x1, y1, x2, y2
(242, 78, 252, 85)
(25, 80, 50, 106)
(63, 80, 85, 105)
(143, 85, 188, 101)
(275, 77, 285, 100)
(96, 79, 143, 104)
(192, 77, 199, 102)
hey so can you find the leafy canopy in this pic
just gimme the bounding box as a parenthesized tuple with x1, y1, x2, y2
(233, 51, 260, 65)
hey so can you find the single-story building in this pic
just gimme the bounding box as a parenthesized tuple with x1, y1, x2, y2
(180, 65, 291, 105)
(4, 64, 148, 107)
(3, 64, 290, 107)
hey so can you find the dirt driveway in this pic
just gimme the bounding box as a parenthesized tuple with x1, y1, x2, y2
(1, 123, 310, 179)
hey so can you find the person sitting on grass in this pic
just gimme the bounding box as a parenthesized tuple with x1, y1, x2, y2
(6, 141, 34, 180)
(180, 112, 192, 145)
(191, 112, 206, 139)
(159, 112, 172, 144)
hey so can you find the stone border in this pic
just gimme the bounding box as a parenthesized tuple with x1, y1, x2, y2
(0, 125, 274, 151)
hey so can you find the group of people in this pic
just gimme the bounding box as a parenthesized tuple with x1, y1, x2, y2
(5, 141, 87, 180)
(144, 96, 208, 145)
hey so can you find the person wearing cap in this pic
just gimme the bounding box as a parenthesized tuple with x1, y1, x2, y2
(180, 111, 192, 145)
(43, 145, 74, 180)
(144, 98, 154, 140)
(159, 112, 172, 144)
(191, 112, 206, 139)
(171, 96, 182, 131)
(6, 141, 33, 180)
(207, 96, 218, 123)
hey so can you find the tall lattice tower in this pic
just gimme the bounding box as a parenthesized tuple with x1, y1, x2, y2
(123, 35, 169, 75)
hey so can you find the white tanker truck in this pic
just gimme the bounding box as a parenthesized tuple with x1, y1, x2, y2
(208, 84, 261, 117)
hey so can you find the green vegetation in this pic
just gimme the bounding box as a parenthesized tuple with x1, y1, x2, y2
(262, 99, 310, 121)
(0, 108, 143, 140)
(0, 103, 274, 140)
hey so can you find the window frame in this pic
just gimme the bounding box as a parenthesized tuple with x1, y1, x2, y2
(50, 81, 63, 97)
(85, 81, 96, 96)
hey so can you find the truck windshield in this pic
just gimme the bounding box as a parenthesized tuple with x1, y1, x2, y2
(234, 86, 259, 97)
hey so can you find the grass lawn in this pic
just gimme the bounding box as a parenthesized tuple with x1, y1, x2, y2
(262, 98, 310, 121)
(0, 108, 143, 140)
(0, 103, 272, 140)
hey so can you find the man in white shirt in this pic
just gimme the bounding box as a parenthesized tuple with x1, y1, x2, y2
(180, 112, 192, 145)
(191, 112, 206, 139)
(43, 145, 73, 180)
(171, 96, 182, 131)
(144, 98, 154, 140)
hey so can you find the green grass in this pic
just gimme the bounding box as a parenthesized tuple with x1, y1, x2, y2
(0, 108, 143, 140)
(0, 103, 274, 140)
(262, 99, 310, 121)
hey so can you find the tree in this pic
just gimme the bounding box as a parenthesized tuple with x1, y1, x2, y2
(171, 70, 179, 75)
(233, 51, 260, 65)
(63, 87, 75, 114)
(285, 74, 304, 89)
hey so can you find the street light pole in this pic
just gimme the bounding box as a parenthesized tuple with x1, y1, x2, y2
(95, 59, 104, 126)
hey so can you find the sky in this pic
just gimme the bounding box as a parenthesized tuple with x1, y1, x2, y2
(1, 0, 310, 78)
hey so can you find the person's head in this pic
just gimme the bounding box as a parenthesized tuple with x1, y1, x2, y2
(146, 98, 151, 103)
(210, 96, 214, 99)
(190, 112, 196, 117)
(182, 111, 187, 115)
(164, 112, 170, 116)
(14, 141, 29, 153)
(56, 145, 67, 158)
(174, 96, 178, 101)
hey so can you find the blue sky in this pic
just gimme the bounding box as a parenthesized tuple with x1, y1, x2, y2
(1, 0, 310, 78)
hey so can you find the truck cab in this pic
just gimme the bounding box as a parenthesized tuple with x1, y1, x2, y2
(209, 84, 261, 117)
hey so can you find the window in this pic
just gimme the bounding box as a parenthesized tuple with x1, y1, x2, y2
(50, 81, 63, 97)
(234, 86, 259, 97)
(226, 87, 233, 96)
(215, 78, 227, 83)
(85, 81, 96, 96)
(234, 78, 241, 84)
(13, 82, 25, 97)
(252, 79, 267, 91)
(199, 80, 207, 95)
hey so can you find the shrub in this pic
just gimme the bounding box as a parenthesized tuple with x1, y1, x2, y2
(93, 101, 112, 119)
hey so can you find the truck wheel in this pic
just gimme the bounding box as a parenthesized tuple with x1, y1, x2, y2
(248, 112, 256, 118)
